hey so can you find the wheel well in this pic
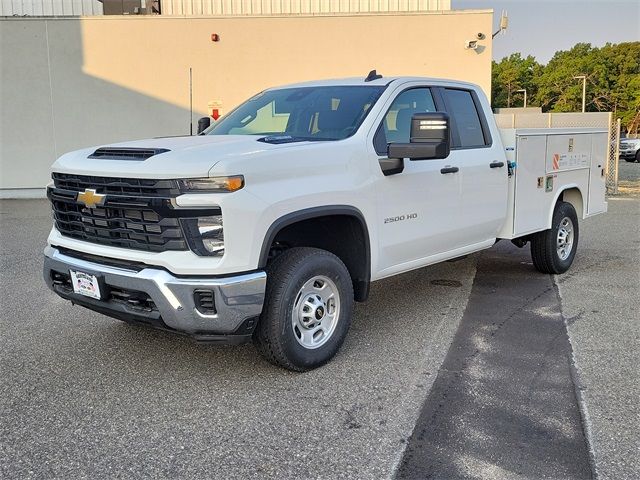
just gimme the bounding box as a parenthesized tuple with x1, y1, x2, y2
(260, 212, 370, 302)
(560, 188, 584, 219)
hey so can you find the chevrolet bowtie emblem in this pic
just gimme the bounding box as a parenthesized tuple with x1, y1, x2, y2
(76, 188, 106, 208)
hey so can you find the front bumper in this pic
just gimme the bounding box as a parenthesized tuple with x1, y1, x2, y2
(619, 149, 638, 160)
(43, 246, 266, 343)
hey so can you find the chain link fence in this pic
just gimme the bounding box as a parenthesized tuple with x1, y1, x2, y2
(606, 117, 621, 195)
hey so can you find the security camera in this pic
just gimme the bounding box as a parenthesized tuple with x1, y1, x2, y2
(476, 32, 486, 40)
(465, 40, 478, 50)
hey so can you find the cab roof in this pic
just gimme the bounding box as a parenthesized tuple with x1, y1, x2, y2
(268, 75, 480, 91)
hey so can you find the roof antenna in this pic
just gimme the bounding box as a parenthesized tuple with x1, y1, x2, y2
(365, 69, 382, 82)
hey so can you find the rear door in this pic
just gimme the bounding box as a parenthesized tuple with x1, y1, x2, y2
(438, 87, 508, 246)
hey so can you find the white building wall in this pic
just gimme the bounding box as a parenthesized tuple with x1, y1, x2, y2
(0, 0, 103, 16)
(1, 7, 489, 197)
(161, 0, 451, 16)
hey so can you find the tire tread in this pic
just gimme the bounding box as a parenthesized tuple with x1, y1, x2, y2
(530, 201, 578, 274)
(253, 247, 353, 371)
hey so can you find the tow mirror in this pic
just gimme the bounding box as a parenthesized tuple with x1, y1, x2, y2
(197, 116, 211, 134)
(387, 112, 450, 161)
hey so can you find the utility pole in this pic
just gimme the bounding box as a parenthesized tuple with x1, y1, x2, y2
(516, 89, 527, 108)
(189, 67, 193, 135)
(573, 75, 586, 113)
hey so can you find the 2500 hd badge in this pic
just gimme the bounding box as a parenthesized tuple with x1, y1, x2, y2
(384, 213, 418, 224)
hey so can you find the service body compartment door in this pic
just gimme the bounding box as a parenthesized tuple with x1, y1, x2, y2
(588, 132, 608, 215)
(510, 128, 608, 238)
(514, 135, 549, 235)
(545, 134, 592, 174)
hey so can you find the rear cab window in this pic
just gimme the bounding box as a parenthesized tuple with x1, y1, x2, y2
(441, 88, 491, 149)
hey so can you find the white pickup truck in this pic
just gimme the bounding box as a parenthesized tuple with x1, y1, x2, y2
(44, 73, 608, 371)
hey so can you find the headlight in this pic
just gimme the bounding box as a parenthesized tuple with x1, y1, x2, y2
(198, 216, 224, 254)
(181, 215, 224, 256)
(178, 176, 244, 193)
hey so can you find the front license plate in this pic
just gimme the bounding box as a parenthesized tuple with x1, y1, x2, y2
(69, 270, 102, 300)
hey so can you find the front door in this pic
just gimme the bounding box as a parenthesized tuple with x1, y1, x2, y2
(371, 85, 508, 278)
(372, 87, 464, 276)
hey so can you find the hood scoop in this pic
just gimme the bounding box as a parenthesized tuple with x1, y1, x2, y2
(88, 147, 170, 161)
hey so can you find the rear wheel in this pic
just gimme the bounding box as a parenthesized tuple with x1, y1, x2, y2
(530, 201, 579, 274)
(254, 247, 354, 371)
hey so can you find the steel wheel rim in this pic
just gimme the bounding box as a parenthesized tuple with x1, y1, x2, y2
(291, 275, 340, 349)
(557, 216, 574, 261)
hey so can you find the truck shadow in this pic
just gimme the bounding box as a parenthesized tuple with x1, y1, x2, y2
(94, 253, 479, 377)
(396, 241, 592, 479)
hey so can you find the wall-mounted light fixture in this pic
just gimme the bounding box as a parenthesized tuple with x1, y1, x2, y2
(465, 40, 479, 50)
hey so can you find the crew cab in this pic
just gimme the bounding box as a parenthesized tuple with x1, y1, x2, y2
(44, 73, 608, 371)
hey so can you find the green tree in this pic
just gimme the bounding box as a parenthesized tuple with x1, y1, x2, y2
(491, 53, 541, 108)
(533, 43, 598, 112)
(595, 42, 640, 132)
(493, 42, 640, 133)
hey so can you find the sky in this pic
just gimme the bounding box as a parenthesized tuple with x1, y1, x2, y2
(453, 0, 640, 63)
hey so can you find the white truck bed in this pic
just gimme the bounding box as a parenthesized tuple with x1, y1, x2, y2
(497, 127, 608, 240)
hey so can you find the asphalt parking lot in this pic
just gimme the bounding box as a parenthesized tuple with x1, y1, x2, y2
(1, 186, 638, 479)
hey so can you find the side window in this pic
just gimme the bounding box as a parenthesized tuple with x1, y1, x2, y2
(375, 88, 436, 150)
(443, 89, 486, 148)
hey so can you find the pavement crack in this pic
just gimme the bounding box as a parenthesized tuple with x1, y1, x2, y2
(343, 404, 364, 430)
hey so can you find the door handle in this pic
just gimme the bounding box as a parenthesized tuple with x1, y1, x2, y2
(490, 161, 505, 168)
(440, 166, 459, 174)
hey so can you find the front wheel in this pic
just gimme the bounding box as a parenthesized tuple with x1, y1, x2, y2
(254, 247, 354, 371)
(530, 201, 579, 274)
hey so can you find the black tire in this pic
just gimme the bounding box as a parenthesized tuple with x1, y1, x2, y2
(530, 201, 579, 274)
(254, 247, 354, 371)
(636, 150, 640, 162)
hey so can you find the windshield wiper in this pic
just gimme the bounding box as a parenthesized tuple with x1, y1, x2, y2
(258, 135, 338, 144)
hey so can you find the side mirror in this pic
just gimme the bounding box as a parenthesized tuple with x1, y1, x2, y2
(197, 116, 211, 134)
(387, 112, 450, 161)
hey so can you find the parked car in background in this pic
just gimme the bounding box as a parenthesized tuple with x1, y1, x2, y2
(619, 137, 640, 162)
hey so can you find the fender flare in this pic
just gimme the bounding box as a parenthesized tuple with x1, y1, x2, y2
(258, 205, 371, 301)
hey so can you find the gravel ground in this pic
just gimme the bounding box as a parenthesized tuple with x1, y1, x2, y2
(616, 157, 640, 197)
(558, 196, 640, 479)
(0, 199, 476, 480)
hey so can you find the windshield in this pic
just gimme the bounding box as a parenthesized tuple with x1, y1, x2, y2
(206, 86, 385, 141)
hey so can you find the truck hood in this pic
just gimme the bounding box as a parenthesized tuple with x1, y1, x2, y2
(51, 135, 299, 179)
